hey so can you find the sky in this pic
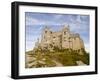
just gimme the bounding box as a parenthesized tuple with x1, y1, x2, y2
(25, 12, 90, 52)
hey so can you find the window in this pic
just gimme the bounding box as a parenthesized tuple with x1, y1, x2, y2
(52, 42, 55, 44)
(53, 36, 55, 38)
(64, 31, 66, 35)
(45, 31, 47, 33)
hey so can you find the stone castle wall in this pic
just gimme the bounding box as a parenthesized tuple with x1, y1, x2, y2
(35, 25, 84, 51)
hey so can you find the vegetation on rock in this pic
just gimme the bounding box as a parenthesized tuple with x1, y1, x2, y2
(25, 47, 89, 68)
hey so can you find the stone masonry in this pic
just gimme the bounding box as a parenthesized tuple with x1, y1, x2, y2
(34, 25, 85, 51)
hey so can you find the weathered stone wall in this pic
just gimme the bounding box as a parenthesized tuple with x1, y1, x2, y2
(34, 25, 84, 51)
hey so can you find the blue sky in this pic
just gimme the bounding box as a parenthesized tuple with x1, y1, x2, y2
(25, 12, 90, 52)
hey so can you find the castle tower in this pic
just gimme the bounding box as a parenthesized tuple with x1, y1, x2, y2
(35, 25, 85, 52)
(41, 26, 50, 42)
(71, 33, 84, 50)
(41, 26, 52, 49)
(62, 25, 70, 49)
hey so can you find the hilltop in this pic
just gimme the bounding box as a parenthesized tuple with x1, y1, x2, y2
(25, 47, 89, 68)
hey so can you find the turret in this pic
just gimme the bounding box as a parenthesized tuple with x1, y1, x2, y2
(41, 26, 50, 42)
(62, 24, 70, 39)
(62, 24, 70, 32)
(42, 26, 52, 36)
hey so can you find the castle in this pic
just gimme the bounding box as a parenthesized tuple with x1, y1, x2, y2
(34, 25, 85, 52)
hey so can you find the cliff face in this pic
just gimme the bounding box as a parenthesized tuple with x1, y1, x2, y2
(35, 25, 84, 52)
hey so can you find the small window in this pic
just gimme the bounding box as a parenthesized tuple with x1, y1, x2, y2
(64, 31, 66, 35)
(53, 36, 55, 38)
(52, 42, 55, 44)
(45, 31, 47, 33)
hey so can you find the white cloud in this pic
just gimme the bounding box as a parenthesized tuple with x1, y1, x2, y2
(26, 15, 68, 26)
